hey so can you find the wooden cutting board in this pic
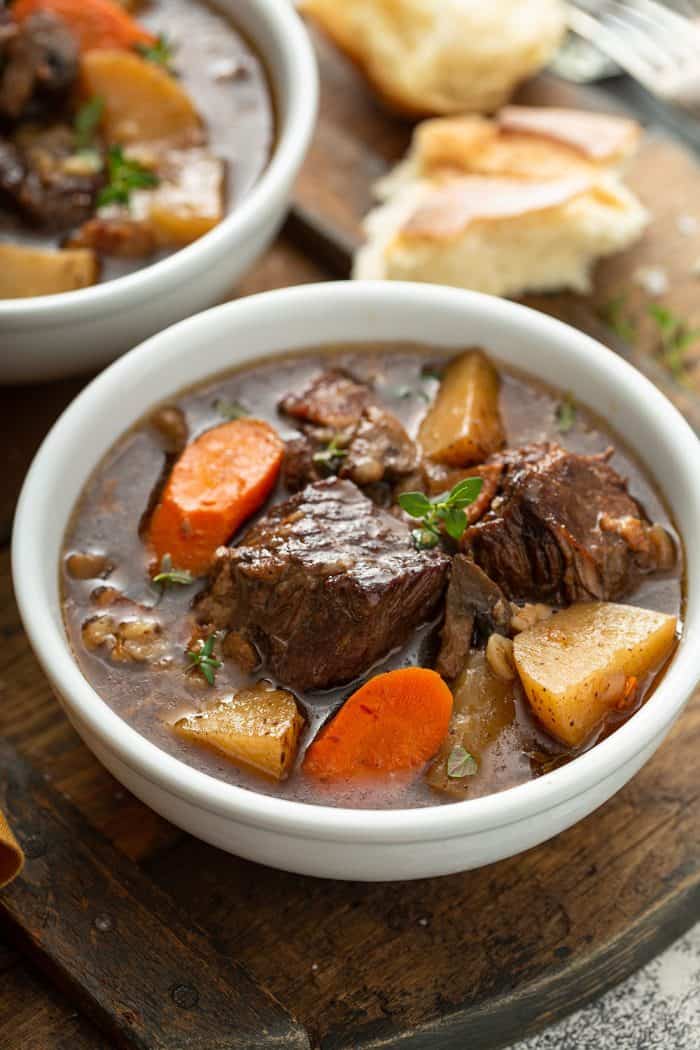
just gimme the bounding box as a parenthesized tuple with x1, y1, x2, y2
(1, 27, 700, 1050)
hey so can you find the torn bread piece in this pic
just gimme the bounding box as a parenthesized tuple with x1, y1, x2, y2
(354, 107, 648, 297)
(376, 108, 642, 198)
(299, 0, 566, 117)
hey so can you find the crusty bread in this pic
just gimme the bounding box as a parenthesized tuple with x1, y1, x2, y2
(354, 107, 648, 297)
(299, 0, 567, 117)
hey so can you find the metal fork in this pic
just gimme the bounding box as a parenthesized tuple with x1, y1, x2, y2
(567, 0, 700, 115)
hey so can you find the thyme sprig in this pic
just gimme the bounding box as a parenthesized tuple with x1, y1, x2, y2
(186, 633, 222, 686)
(398, 476, 483, 550)
(153, 553, 194, 588)
(97, 146, 159, 208)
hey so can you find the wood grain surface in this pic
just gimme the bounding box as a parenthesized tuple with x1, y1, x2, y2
(1, 29, 700, 1050)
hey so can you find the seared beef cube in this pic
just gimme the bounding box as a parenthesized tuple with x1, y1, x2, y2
(12, 124, 103, 231)
(280, 369, 372, 429)
(465, 443, 672, 604)
(279, 369, 418, 490)
(437, 556, 511, 679)
(0, 12, 78, 120)
(197, 478, 449, 691)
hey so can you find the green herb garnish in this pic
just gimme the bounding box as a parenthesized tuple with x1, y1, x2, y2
(312, 435, 348, 473)
(136, 34, 176, 70)
(97, 146, 159, 208)
(447, 744, 478, 779)
(648, 303, 700, 381)
(216, 398, 249, 421)
(74, 96, 104, 151)
(555, 392, 577, 434)
(153, 553, 194, 588)
(399, 476, 483, 550)
(186, 633, 222, 686)
(599, 295, 636, 344)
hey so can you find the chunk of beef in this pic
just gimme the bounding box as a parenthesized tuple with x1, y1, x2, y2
(465, 443, 673, 604)
(197, 478, 449, 692)
(279, 370, 418, 490)
(437, 556, 511, 679)
(9, 124, 103, 230)
(0, 12, 78, 121)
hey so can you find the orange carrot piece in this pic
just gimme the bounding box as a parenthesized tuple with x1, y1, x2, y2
(149, 418, 283, 576)
(303, 668, 453, 781)
(13, 0, 155, 53)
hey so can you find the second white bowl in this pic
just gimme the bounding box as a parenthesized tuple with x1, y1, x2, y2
(0, 0, 318, 384)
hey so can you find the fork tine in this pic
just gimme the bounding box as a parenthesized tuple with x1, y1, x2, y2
(610, 0, 700, 65)
(603, 7, 664, 68)
(623, 0, 698, 35)
(566, 7, 662, 88)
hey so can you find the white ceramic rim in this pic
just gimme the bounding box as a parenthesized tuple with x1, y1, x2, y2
(12, 282, 700, 844)
(0, 0, 318, 322)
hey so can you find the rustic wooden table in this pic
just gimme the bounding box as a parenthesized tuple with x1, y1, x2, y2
(1, 30, 699, 1050)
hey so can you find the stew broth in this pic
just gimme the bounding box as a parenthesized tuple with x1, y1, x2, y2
(61, 345, 683, 808)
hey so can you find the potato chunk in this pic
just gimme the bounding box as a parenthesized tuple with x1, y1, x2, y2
(426, 651, 516, 798)
(176, 684, 305, 781)
(513, 602, 677, 747)
(131, 149, 225, 247)
(0, 243, 97, 298)
(81, 50, 201, 144)
(418, 349, 505, 466)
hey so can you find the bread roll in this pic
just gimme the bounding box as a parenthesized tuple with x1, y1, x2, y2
(300, 0, 567, 116)
(354, 107, 648, 297)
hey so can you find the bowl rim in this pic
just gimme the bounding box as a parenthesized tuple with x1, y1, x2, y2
(12, 281, 700, 844)
(0, 0, 318, 322)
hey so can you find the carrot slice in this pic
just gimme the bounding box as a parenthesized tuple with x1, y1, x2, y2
(13, 0, 155, 53)
(148, 418, 283, 576)
(303, 668, 453, 780)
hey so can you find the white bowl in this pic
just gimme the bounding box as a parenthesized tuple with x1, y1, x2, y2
(12, 282, 700, 880)
(0, 0, 318, 384)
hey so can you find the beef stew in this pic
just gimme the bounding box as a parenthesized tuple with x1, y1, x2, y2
(61, 345, 683, 809)
(0, 0, 273, 297)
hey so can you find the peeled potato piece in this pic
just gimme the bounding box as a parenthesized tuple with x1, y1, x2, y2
(176, 684, 305, 781)
(81, 50, 202, 144)
(513, 602, 677, 747)
(419, 349, 505, 466)
(0, 243, 98, 298)
(426, 651, 515, 798)
(132, 149, 225, 247)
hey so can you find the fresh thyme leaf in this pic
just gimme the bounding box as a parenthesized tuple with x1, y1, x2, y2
(447, 744, 478, 778)
(74, 96, 104, 151)
(312, 435, 348, 473)
(136, 34, 176, 69)
(442, 506, 468, 541)
(599, 295, 636, 344)
(648, 303, 700, 381)
(153, 553, 194, 587)
(97, 146, 159, 209)
(216, 398, 249, 421)
(397, 491, 431, 518)
(555, 393, 577, 434)
(186, 633, 222, 686)
(399, 476, 483, 549)
(446, 477, 484, 508)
